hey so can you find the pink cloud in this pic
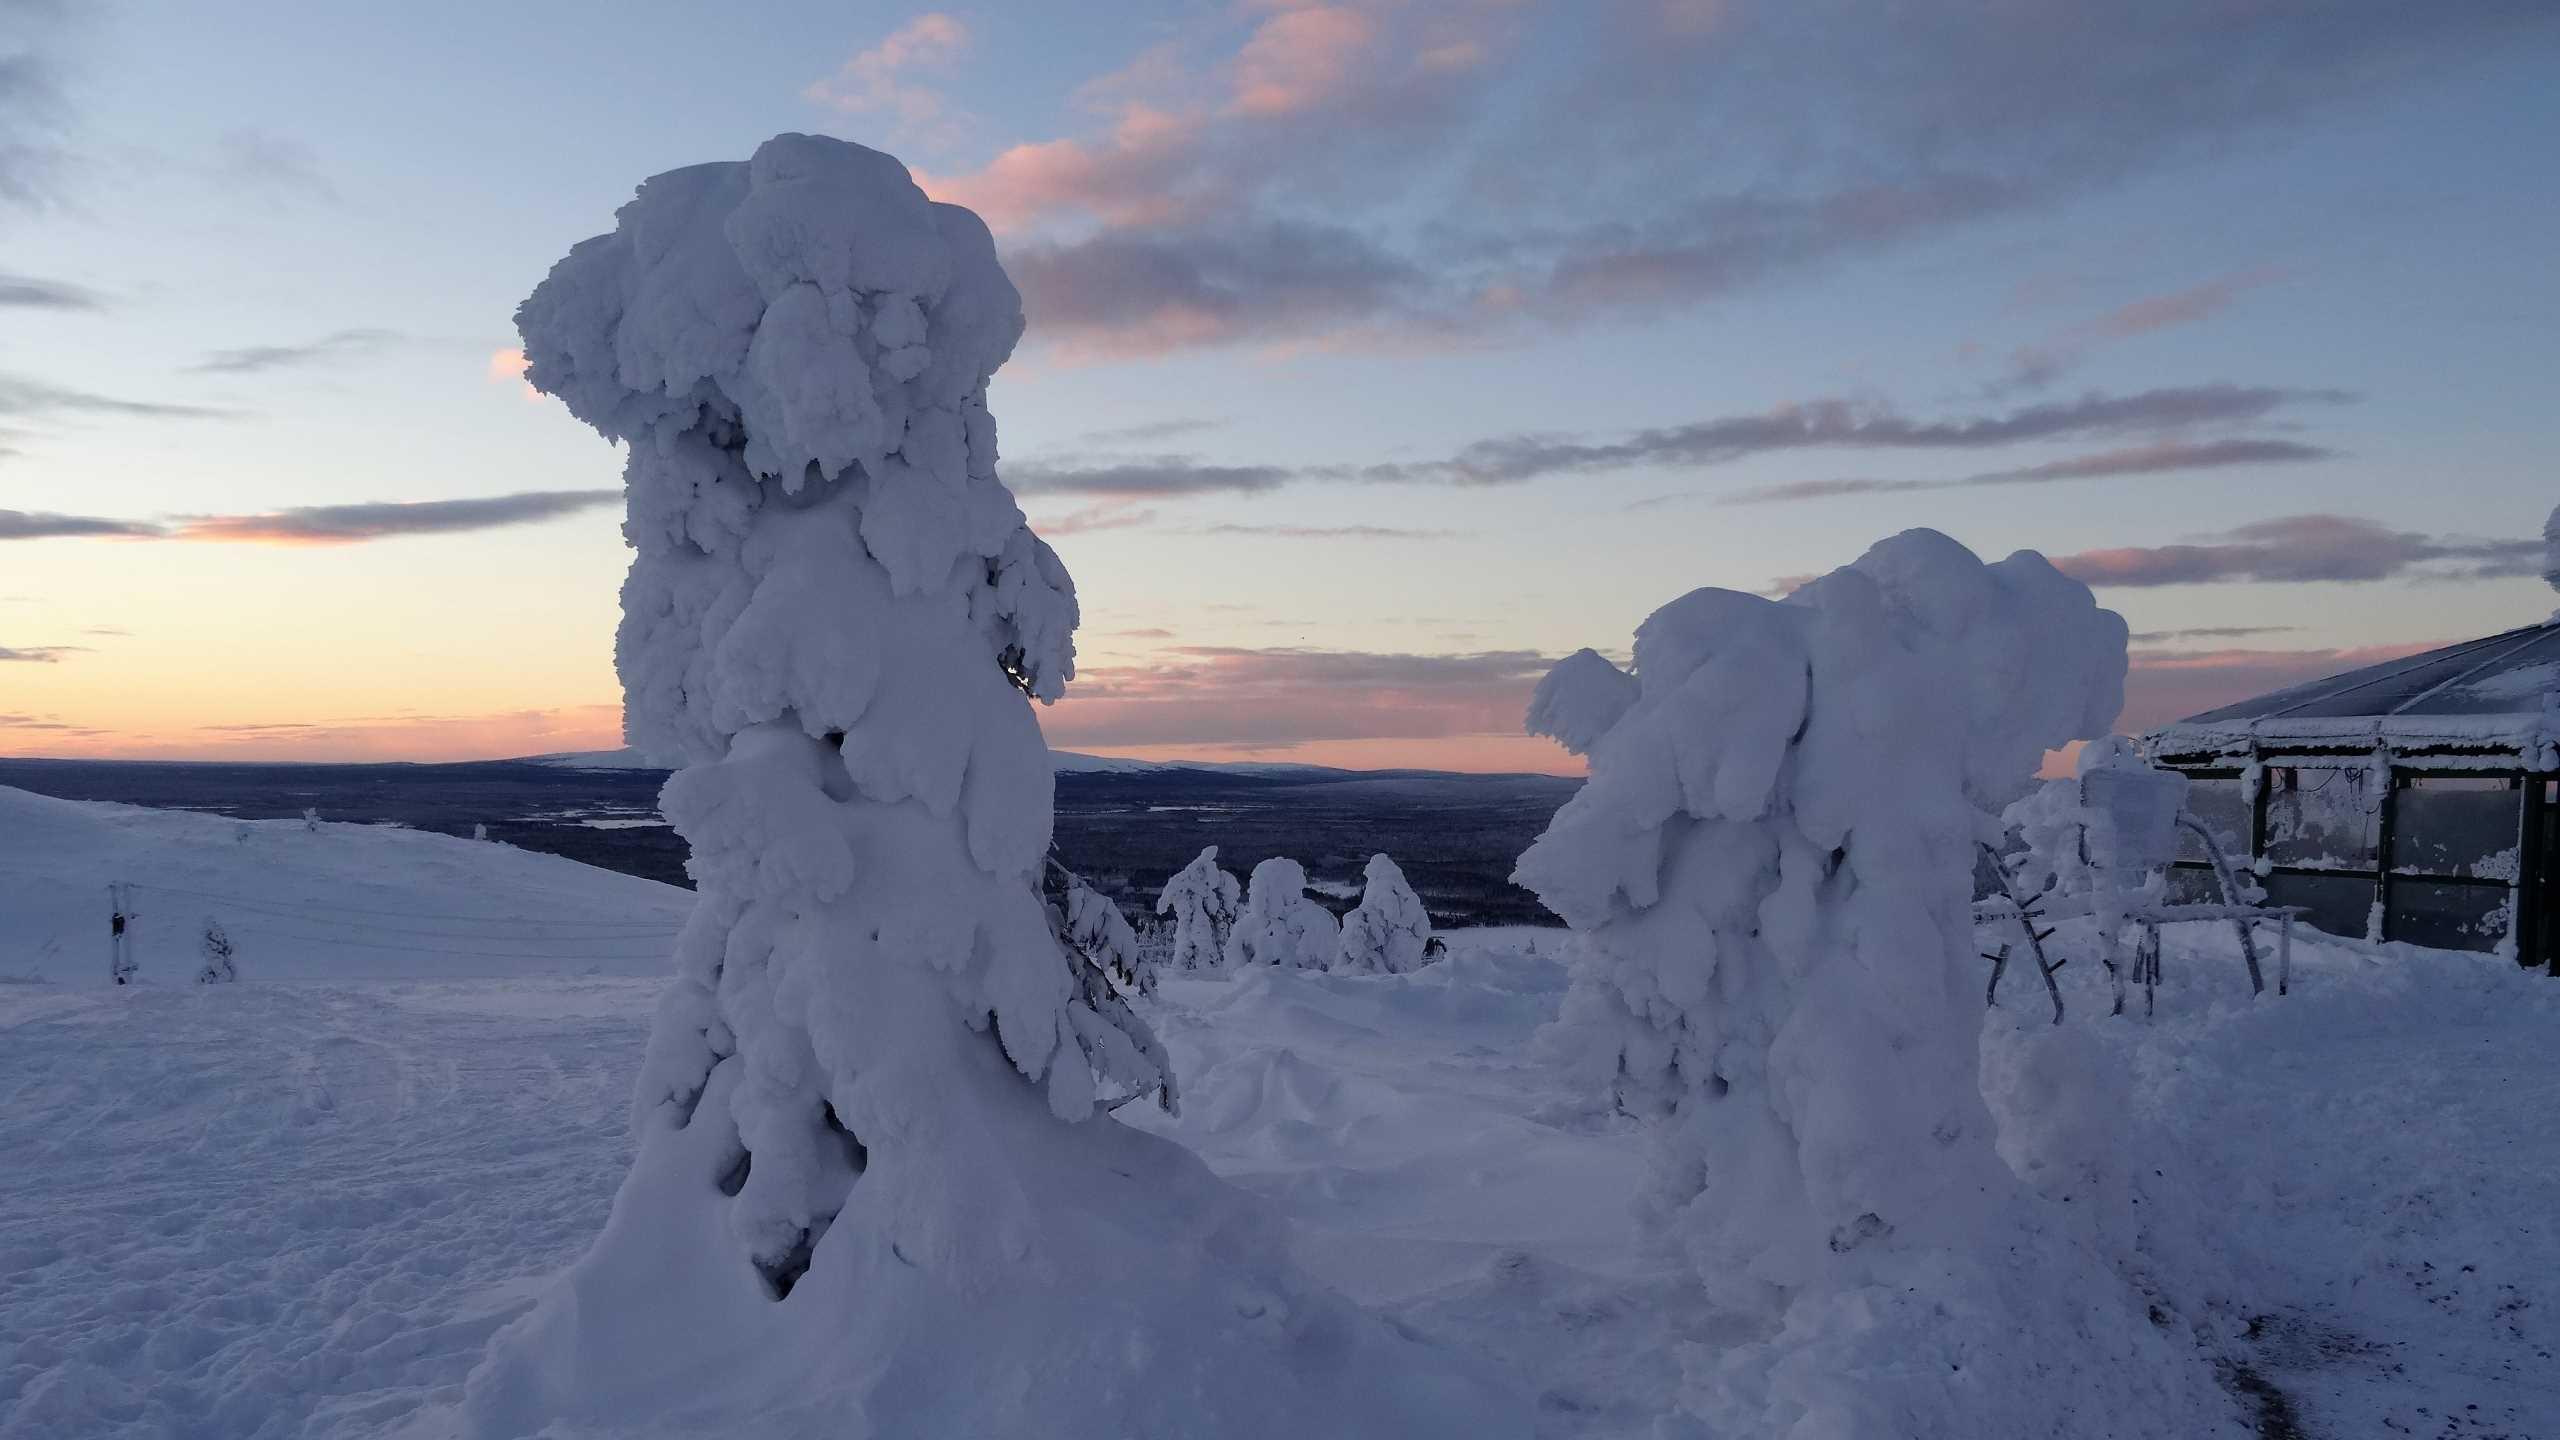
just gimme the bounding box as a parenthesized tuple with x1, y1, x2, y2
(1032, 502, 1158, 536)
(25, 704, 625, 764)
(1041, 644, 1551, 758)
(486, 346, 540, 403)
(2116, 640, 2448, 733)
(925, 101, 1206, 231)
(1229, 6, 1379, 118)
(804, 13, 973, 142)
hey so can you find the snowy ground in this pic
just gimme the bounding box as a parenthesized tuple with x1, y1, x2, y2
(3, 786, 2558, 1437)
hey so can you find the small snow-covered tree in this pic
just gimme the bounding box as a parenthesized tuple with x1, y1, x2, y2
(1054, 863, 1153, 997)
(1155, 845, 1240, 972)
(1334, 852, 1432, 974)
(1224, 857, 1338, 969)
(196, 919, 237, 984)
(461, 134, 1517, 1439)
(1515, 529, 2238, 1437)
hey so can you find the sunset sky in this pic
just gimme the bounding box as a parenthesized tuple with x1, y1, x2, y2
(3, 1, 2556, 773)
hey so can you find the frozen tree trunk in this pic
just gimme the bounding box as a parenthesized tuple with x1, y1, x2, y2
(196, 920, 237, 984)
(459, 134, 1516, 1440)
(1515, 530, 2242, 1437)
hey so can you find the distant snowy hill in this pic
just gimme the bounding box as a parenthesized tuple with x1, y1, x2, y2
(0, 784, 688, 984)
(526, 745, 1441, 781)
(519, 746, 658, 770)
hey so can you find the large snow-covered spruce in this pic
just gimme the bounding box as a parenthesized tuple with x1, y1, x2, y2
(1516, 530, 2241, 1437)
(1335, 852, 1432, 974)
(461, 135, 1518, 1439)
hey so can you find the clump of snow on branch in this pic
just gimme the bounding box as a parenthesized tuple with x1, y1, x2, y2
(1225, 857, 1340, 970)
(1155, 844, 1240, 972)
(2004, 735, 2189, 904)
(462, 133, 1518, 1439)
(1525, 647, 1638, 756)
(1335, 853, 1433, 974)
(1060, 868, 1154, 997)
(2544, 500, 2560, 594)
(1515, 529, 2239, 1436)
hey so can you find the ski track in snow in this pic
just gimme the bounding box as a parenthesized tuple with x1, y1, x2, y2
(2124, 958, 2560, 1438)
(0, 980, 653, 1439)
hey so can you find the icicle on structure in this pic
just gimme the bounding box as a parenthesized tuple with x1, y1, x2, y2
(462, 134, 1520, 1440)
(1516, 532, 2242, 1436)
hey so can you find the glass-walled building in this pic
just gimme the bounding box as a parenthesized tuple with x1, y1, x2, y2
(2143, 622, 2560, 972)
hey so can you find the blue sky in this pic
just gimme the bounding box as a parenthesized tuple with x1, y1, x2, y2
(3, 1, 2556, 767)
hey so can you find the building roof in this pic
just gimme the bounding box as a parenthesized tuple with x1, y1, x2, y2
(2147, 620, 2560, 759)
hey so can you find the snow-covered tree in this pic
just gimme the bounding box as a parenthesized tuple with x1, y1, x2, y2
(2543, 499, 2560, 594)
(1515, 529, 2238, 1436)
(1154, 845, 1239, 972)
(461, 134, 1516, 1439)
(196, 919, 237, 984)
(1224, 857, 1338, 970)
(1334, 852, 1432, 974)
(1056, 864, 1152, 997)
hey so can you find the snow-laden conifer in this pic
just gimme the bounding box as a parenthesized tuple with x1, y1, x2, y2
(461, 133, 1519, 1439)
(1057, 864, 1153, 997)
(1224, 857, 1338, 970)
(1155, 844, 1240, 972)
(1514, 529, 2241, 1436)
(1335, 853, 1432, 974)
(196, 919, 237, 984)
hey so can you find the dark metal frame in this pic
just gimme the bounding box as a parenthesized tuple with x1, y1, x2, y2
(2155, 749, 2545, 973)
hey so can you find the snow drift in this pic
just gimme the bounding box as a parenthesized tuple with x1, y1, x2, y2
(459, 134, 1516, 1439)
(1516, 530, 2243, 1437)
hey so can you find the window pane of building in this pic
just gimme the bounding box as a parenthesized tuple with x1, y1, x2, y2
(2164, 864, 2230, 906)
(2386, 880, 2512, 953)
(2263, 767, 2378, 871)
(2176, 776, 2249, 865)
(2390, 778, 2521, 881)
(2261, 871, 2375, 942)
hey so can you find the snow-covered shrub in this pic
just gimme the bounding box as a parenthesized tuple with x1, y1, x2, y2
(1058, 868, 1152, 997)
(1515, 529, 2240, 1437)
(461, 134, 1517, 1439)
(2005, 735, 2188, 904)
(196, 920, 237, 984)
(1224, 857, 1339, 970)
(1335, 852, 1432, 974)
(1155, 844, 1240, 972)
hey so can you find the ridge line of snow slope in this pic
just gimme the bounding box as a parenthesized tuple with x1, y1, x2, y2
(0, 785, 688, 987)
